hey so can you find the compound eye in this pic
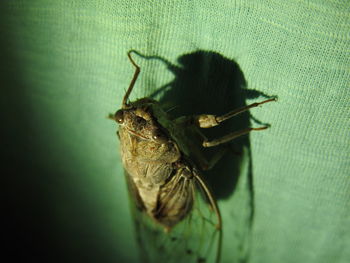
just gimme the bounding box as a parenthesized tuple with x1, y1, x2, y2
(152, 130, 167, 144)
(114, 110, 124, 124)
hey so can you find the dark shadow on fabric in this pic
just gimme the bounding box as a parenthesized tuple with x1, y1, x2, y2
(131, 50, 274, 222)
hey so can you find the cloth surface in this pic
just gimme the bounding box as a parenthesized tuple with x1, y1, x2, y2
(1, 1, 349, 262)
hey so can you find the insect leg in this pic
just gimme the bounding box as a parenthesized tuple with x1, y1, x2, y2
(122, 51, 141, 108)
(203, 126, 267, 147)
(204, 146, 229, 170)
(196, 98, 276, 128)
(192, 144, 228, 171)
(192, 171, 222, 263)
(173, 118, 233, 170)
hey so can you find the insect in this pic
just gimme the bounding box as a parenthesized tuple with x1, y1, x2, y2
(109, 51, 275, 263)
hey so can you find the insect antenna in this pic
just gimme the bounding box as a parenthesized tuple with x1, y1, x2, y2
(122, 51, 141, 108)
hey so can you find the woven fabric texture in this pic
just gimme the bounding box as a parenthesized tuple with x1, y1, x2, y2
(1, 1, 349, 263)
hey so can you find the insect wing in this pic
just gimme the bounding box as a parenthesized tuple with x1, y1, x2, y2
(125, 170, 222, 263)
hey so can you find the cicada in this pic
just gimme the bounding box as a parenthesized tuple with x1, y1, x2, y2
(109, 51, 275, 263)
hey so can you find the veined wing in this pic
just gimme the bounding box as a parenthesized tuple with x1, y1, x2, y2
(125, 169, 222, 263)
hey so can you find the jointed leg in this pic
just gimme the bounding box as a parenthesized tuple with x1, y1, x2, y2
(203, 127, 268, 147)
(175, 98, 275, 162)
(195, 98, 276, 128)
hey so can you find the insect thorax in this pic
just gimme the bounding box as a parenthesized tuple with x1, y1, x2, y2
(118, 102, 194, 228)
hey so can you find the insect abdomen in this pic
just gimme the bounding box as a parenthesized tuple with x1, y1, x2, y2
(154, 168, 194, 228)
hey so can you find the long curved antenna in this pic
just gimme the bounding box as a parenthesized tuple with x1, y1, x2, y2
(122, 51, 141, 108)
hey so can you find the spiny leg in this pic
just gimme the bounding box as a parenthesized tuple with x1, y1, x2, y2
(171, 118, 228, 171)
(203, 127, 267, 147)
(196, 98, 276, 128)
(174, 98, 275, 165)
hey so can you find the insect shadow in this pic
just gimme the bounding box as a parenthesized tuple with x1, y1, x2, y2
(131, 50, 273, 222)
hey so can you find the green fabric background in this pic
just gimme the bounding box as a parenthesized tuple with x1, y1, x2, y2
(1, 1, 349, 263)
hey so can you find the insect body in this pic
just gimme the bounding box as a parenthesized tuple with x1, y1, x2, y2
(117, 98, 196, 229)
(110, 51, 275, 263)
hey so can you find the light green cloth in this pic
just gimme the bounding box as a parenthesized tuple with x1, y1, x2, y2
(1, 1, 349, 263)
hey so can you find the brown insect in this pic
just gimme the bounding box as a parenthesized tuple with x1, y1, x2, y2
(109, 51, 275, 263)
